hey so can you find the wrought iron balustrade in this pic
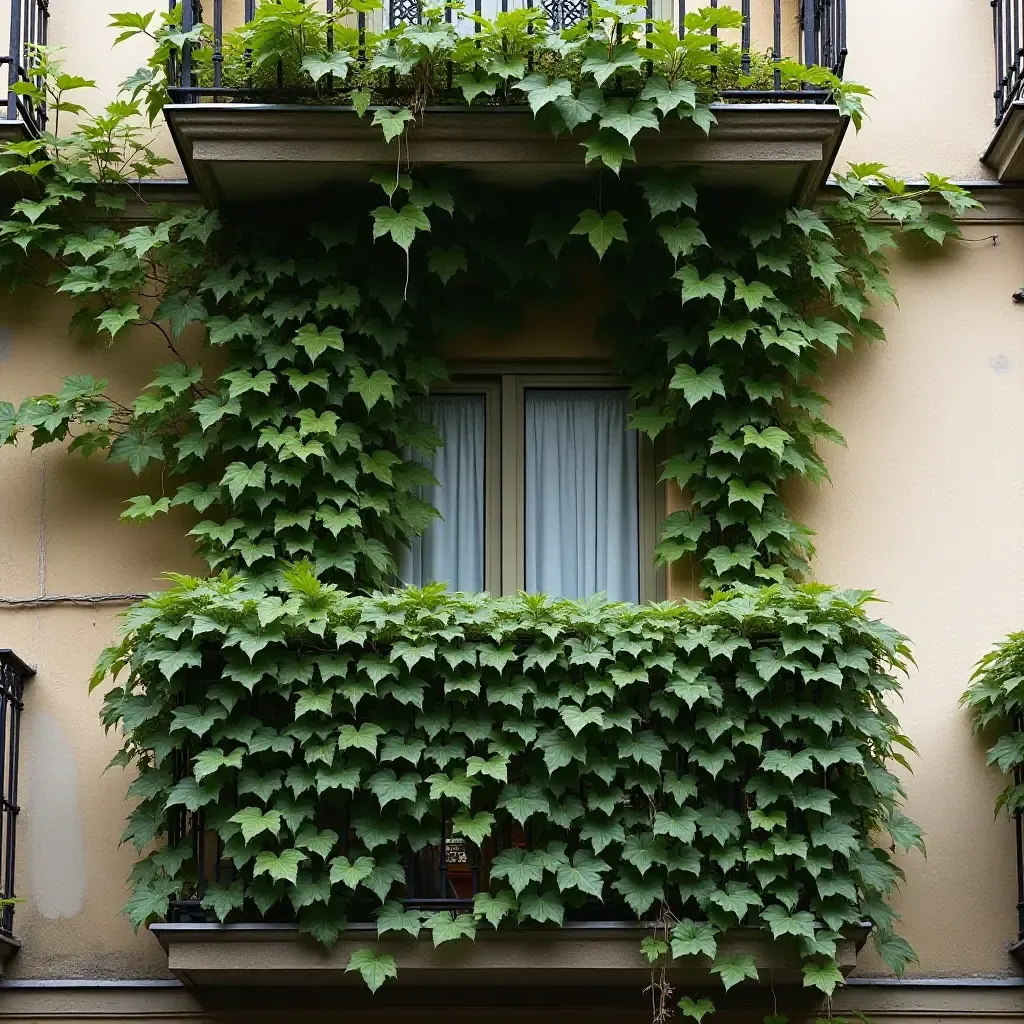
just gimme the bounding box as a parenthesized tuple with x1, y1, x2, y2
(0, 650, 32, 940)
(2, 0, 48, 133)
(166, 794, 528, 924)
(1015, 716, 1024, 943)
(166, 0, 846, 104)
(993, 0, 1024, 123)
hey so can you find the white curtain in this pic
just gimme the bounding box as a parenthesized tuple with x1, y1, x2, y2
(525, 390, 640, 603)
(401, 395, 486, 592)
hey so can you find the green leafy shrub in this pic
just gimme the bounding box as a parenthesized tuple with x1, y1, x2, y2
(95, 572, 922, 994)
(962, 634, 1024, 816)
(112, 0, 871, 129)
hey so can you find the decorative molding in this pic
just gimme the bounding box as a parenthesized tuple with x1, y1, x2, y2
(0, 976, 1022, 1020)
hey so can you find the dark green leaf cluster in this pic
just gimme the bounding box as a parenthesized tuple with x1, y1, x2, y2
(962, 633, 1024, 816)
(97, 574, 921, 990)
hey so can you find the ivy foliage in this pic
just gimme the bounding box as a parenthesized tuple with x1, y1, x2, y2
(0, 7, 973, 1010)
(962, 635, 1024, 817)
(0, 62, 975, 589)
(96, 574, 923, 995)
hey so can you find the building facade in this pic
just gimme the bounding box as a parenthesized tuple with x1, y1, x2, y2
(0, 0, 1022, 1021)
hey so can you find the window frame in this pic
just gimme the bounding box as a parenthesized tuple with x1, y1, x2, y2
(431, 362, 664, 601)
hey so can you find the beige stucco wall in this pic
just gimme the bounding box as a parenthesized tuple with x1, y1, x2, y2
(840, 0, 998, 181)
(793, 228, 1024, 978)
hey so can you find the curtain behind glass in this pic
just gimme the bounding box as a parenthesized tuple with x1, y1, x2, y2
(401, 395, 486, 592)
(525, 389, 640, 603)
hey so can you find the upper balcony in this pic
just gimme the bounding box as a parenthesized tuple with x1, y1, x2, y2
(0, 0, 49, 142)
(163, 0, 851, 205)
(984, 0, 1024, 179)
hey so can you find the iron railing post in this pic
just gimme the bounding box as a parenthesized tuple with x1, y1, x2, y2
(7, 0, 23, 121)
(181, 0, 194, 97)
(1016, 716, 1024, 940)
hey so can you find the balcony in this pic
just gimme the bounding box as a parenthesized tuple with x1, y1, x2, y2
(0, 649, 32, 974)
(985, 0, 1024, 178)
(163, 0, 850, 205)
(150, 756, 870, 991)
(0, 0, 49, 142)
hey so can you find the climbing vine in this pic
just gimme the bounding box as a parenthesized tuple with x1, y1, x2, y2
(0, 1, 979, 1014)
(962, 635, 1024, 819)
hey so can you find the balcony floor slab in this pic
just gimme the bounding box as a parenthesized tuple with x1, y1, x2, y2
(164, 103, 847, 207)
(150, 921, 866, 989)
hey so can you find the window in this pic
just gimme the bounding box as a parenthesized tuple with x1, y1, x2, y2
(401, 371, 660, 602)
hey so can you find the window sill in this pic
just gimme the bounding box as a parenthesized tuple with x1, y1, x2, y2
(149, 921, 868, 988)
(163, 103, 847, 208)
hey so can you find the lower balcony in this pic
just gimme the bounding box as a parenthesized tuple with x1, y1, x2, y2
(151, 921, 867, 988)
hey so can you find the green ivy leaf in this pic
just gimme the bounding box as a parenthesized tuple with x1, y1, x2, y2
(710, 951, 759, 990)
(669, 364, 726, 407)
(371, 203, 430, 251)
(346, 948, 398, 993)
(801, 959, 844, 995)
(570, 209, 627, 260)
(372, 107, 414, 142)
(678, 997, 715, 1023)
(598, 98, 659, 144)
(474, 890, 517, 928)
(424, 911, 477, 945)
(580, 130, 636, 175)
(451, 810, 495, 845)
(348, 366, 397, 410)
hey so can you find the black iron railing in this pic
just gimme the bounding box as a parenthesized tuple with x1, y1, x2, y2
(993, 0, 1024, 124)
(1015, 716, 1024, 941)
(0, 651, 32, 939)
(166, 797, 529, 923)
(166, 0, 846, 104)
(2, 0, 48, 133)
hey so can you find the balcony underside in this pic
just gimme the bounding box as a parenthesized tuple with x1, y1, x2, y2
(150, 922, 866, 988)
(164, 103, 848, 207)
(984, 100, 1024, 180)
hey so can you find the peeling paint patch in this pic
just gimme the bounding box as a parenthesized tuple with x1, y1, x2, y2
(990, 354, 1014, 376)
(20, 711, 86, 919)
(0, 328, 10, 363)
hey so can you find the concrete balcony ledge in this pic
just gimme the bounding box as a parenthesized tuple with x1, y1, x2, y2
(150, 921, 866, 988)
(984, 101, 1024, 180)
(164, 102, 847, 207)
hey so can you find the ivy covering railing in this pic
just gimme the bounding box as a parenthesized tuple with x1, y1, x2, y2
(95, 572, 922, 995)
(962, 636, 1024, 942)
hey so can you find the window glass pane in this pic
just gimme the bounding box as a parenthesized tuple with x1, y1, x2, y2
(524, 389, 640, 603)
(401, 395, 487, 592)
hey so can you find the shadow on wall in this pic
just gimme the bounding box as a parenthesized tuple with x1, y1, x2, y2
(20, 711, 86, 920)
